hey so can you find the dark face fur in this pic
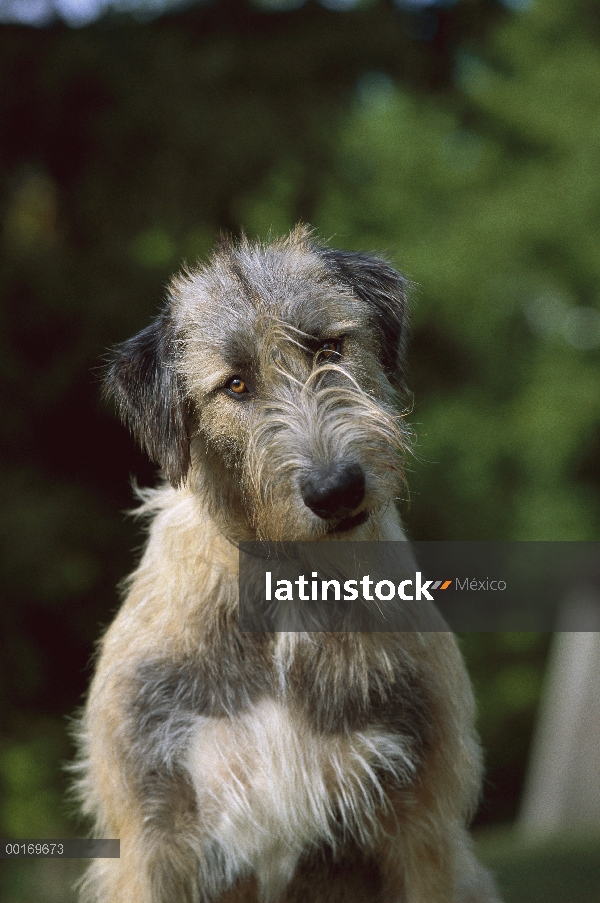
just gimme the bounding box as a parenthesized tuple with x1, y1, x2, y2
(105, 228, 410, 541)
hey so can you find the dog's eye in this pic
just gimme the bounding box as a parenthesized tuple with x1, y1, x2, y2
(318, 339, 342, 360)
(226, 377, 248, 395)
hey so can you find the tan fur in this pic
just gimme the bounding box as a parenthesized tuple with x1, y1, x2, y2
(73, 228, 502, 902)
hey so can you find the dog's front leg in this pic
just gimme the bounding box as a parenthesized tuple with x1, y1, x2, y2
(377, 814, 455, 903)
(378, 808, 502, 903)
(75, 677, 248, 903)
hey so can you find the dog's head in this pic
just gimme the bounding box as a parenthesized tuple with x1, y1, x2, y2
(105, 227, 411, 540)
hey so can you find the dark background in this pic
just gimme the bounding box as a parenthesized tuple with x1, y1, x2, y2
(1, 0, 599, 899)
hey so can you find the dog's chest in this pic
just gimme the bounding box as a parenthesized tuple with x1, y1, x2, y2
(176, 636, 424, 900)
(183, 693, 414, 902)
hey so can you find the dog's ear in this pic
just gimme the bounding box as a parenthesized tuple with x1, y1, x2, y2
(104, 313, 193, 487)
(318, 249, 410, 393)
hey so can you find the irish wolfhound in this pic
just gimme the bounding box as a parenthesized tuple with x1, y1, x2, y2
(74, 227, 501, 902)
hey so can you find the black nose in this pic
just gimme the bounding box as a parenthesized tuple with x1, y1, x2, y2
(301, 464, 365, 520)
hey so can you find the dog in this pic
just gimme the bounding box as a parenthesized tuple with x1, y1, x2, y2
(73, 226, 502, 902)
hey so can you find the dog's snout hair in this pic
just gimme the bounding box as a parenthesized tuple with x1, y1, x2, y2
(73, 227, 503, 903)
(242, 362, 409, 541)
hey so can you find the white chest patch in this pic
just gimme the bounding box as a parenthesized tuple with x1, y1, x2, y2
(184, 698, 415, 902)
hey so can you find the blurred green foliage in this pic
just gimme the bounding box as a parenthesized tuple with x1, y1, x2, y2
(1, 2, 599, 899)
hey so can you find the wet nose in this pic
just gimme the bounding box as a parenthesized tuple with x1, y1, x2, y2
(300, 464, 365, 520)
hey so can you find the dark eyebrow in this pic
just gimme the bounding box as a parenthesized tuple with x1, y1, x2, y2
(220, 330, 255, 373)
